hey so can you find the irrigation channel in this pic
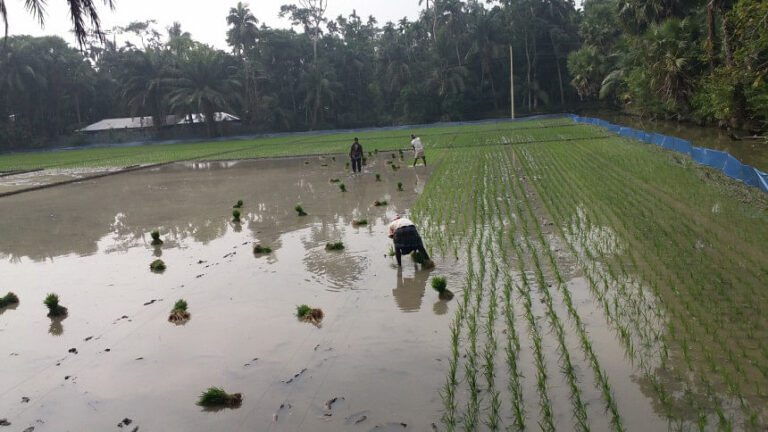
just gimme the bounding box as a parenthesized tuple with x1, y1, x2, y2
(1, 118, 767, 431)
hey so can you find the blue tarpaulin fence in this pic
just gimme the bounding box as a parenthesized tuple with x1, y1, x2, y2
(569, 115, 768, 194)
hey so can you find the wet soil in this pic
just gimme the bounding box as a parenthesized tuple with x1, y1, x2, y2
(0, 155, 458, 431)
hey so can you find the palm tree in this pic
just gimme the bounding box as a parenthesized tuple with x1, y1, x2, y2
(226, 2, 258, 58)
(167, 47, 242, 137)
(119, 49, 172, 128)
(1, 0, 115, 46)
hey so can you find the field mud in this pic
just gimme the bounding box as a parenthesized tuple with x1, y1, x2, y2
(0, 154, 461, 431)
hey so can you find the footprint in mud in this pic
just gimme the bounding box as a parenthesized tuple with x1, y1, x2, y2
(345, 411, 369, 425)
(324, 396, 344, 411)
(282, 368, 307, 384)
(273, 402, 292, 422)
(243, 357, 258, 367)
(369, 422, 408, 431)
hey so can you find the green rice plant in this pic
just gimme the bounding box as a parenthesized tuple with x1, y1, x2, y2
(150, 230, 163, 245)
(197, 387, 242, 407)
(150, 259, 166, 272)
(391, 164, 399, 171)
(397, 181, 403, 191)
(294, 205, 307, 216)
(304, 161, 310, 165)
(253, 244, 272, 254)
(232, 209, 241, 222)
(375, 173, 381, 181)
(296, 304, 324, 324)
(329, 178, 340, 183)
(296, 304, 311, 318)
(352, 218, 367, 226)
(173, 299, 188, 311)
(391, 153, 396, 158)
(44, 293, 67, 317)
(0, 292, 19, 308)
(431, 277, 447, 293)
(362, 157, 368, 165)
(325, 241, 344, 251)
(339, 183, 346, 192)
(373, 200, 387, 206)
(411, 250, 428, 264)
(345, 162, 350, 168)
(332, 156, 336, 161)
(388, 245, 395, 256)
(233, 200, 243, 208)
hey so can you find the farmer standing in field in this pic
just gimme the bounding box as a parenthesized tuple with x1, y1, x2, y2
(388, 215, 435, 268)
(410, 134, 426, 166)
(350, 137, 364, 173)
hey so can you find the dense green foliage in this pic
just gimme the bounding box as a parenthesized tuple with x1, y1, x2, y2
(0, 292, 19, 308)
(569, 0, 768, 131)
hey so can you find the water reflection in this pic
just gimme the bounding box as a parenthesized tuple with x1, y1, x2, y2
(0, 302, 19, 316)
(392, 267, 433, 312)
(48, 315, 66, 336)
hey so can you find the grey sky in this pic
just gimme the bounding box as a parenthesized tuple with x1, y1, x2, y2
(5, 0, 423, 49)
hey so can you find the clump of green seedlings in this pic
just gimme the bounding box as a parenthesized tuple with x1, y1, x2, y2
(339, 183, 346, 192)
(368, 151, 372, 157)
(304, 161, 310, 165)
(332, 156, 336, 161)
(296, 304, 324, 325)
(411, 250, 434, 268)
(373, 200, 388, 206)
(320, 163, 328, 167)
(388, 245, 396, 256)
(375, 173, 381, 181)
(362, 157, 368, 165)
(432, 277, 454, 300)
(325, 241, 345, 251)
(253, 244, 272, 254)
(232, 209, 241, 222)
(398, 149, 404, 159)
(345, 162, 350, 168)
(150, 230, 163, 245)
(397, 182, 403, 191)
(233, 200, 243, 208)
(295, 205, 307, 216)
(197, 387, 242, 408)
(391, 153, 396, 159)
(150, 259, 166, 272)
(44, 293, 67, 317)
(391, 164, 399, 171)
(329, 178, 341, 183)
(169, 299, 190, 324)
(352, 218, 368, 226)
(374, 149, 379, 154)
(0, 292, 19, 308)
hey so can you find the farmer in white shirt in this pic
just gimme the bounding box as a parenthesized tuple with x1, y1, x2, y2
(388, 216, 434, 268)
(410, 134, 427, 166)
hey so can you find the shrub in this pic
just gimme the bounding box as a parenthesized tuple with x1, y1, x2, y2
(232, 209, 241, 222)
(431, 277, 447, 293)
(150, 259, 166, 272)
(150, 230, 163, 245)
(0, 292, 19, 308)
(325, 241, 345, 250)
(233, 200, 243, 208)
(44, 293, 67, 317)
(197, 387, 242, 408)
(253, 244, 272, 254)
(295, 205, 307, 216)
(397, 182, 403, 191)
(339, 183, 346, 192)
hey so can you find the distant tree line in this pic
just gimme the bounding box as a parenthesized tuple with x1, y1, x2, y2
(0, 0, 766, 149)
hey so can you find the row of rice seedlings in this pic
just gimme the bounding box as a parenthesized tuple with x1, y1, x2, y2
(519, 143, 759, 428)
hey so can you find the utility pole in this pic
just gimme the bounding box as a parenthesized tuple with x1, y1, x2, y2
(510, 44, 515, 119)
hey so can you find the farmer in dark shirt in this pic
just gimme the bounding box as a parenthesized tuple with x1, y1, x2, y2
(388, 216, 435, 268)
(349, 137, 363, 173)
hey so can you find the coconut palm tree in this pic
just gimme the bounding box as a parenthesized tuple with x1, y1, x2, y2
(1, 0, 114, 46)
(226, 2, 258, 58)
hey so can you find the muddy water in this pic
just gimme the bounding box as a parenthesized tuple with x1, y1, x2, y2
(0, 155, 459, 431)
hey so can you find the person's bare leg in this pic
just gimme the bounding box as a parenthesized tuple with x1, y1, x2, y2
(413, 158, 417, 167)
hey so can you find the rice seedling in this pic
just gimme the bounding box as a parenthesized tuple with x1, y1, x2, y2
(294, 205, 307, 216)
(44, 293, 67, 317)
(232, 209, 241, 222)
(339, 183, 346, 192)
(388, 245, 395, 256)
(325, 241, 344, 251)
(169, 299, 190, 324)
(0, 292, 19, 308)
(150, 230, 163, 245)
(411, 250, 428, 264)
(304, 161, 310, 165)
(362, 157, 368, 165)
(431, 277, 447, 292)
(329, 178, 340, 183)
(373, 200, 388, 206)
(397, 182, 403, 191)
(391, 164, 399, 171)
(233, 200, 243, 208)
(345, 162, 350, 168)
(375, 173, 381, 181)
(150, 259, 166, 272)
(253, 244, 272, 254)
(197, 387, 242, 408)
(296, 304, 324, 325)
(351, 218, 367, 226)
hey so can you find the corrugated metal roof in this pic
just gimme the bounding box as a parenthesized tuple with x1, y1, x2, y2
(77, 113, 241, 132)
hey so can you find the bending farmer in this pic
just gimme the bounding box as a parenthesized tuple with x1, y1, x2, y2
(410, 134, 426, 166)
(388, 216, 434, 268)
(350, 137, 363, 173)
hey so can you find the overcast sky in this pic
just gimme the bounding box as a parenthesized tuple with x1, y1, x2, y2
(4, 0, 424, 49)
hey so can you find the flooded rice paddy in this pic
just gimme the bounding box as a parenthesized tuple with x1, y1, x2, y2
(0, 154, 462, 431)
(2, 119, 768, 431)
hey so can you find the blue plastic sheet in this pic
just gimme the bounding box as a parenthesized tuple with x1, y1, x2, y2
(571, 116, 768, 194)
